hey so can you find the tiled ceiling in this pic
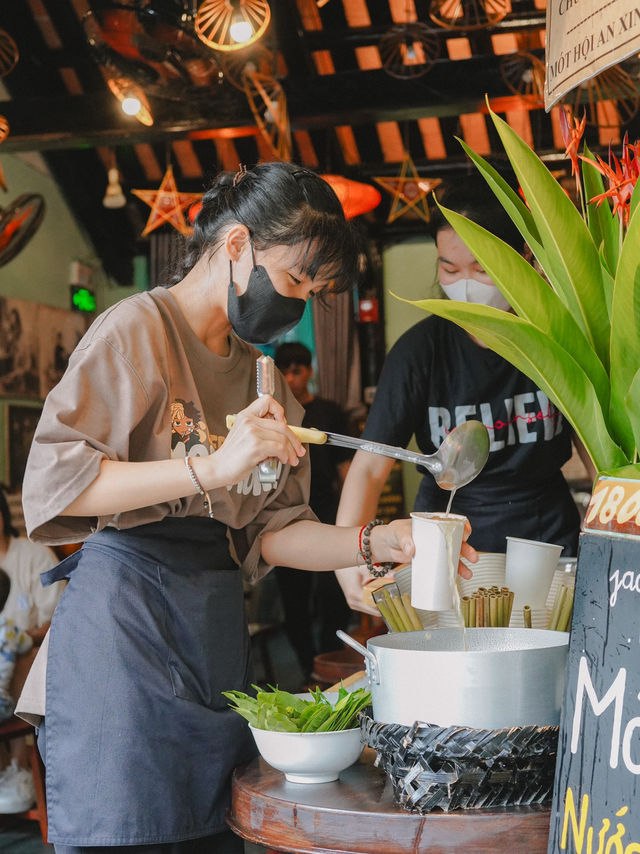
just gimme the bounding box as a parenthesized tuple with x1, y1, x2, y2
(1, 0, 639, 284)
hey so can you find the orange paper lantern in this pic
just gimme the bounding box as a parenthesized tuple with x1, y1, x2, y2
(320, 175, 382, 219)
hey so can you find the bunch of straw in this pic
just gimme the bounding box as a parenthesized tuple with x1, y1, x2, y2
(462, 586, 514, 627)
(372, 581, 423, 632)
(548, 584, 574, 632)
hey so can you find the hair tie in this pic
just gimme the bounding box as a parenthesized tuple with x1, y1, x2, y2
(233, 164, 247, 187)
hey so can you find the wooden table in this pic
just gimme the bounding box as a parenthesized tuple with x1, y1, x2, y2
(228, 749, 552, 854)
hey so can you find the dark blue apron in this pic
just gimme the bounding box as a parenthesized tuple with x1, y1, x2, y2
(39, 517, 257, 847)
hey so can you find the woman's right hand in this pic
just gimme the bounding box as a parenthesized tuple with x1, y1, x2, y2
(201, 396, 307, 489)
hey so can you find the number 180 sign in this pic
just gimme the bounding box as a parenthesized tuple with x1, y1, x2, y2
(584, 477, 640, 537)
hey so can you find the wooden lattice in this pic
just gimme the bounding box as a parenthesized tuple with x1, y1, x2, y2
(195, 0, 271, 52)
(379, 23, 440, 80)
(429, 0, 510, 30)
(500, 51, 545, 106)
(0, 29, 19, 78)
(562, 65, 640, 129)
(243, 71, 291, 161)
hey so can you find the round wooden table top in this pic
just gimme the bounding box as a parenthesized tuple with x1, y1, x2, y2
(229, 748, 552, 854)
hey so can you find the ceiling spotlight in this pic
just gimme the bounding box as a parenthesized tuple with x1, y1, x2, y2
(103, 167, 126, 210)
(107, 76, 154, 126)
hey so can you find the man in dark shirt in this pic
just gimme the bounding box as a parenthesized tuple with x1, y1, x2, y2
(274, 343, 353, 685)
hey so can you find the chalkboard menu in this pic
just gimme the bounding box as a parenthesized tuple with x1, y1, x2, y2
(548, 477, 640, 854)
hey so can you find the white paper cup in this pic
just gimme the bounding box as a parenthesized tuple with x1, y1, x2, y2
(505, 536, 563, 610)
(410, 512, 467, 611)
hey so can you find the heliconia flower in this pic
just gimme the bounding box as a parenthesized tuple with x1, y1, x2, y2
(558, 106, 586, 195)
(581, 134, 639, 225)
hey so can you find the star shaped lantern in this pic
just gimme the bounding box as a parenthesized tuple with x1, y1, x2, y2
(132, 165, 202, 237)
(373, 153, 441, 224)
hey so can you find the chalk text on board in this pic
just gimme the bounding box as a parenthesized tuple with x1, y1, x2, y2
(561, 788, 638, 853)
(609, 568, 640, 607)
(571, 656, 640, 774)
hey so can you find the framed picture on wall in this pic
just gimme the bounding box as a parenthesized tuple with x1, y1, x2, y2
(6, 403, 42, 491)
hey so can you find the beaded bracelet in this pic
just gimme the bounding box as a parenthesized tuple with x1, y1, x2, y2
(358, 519, 394, 578)
(184, 455, 215, 519)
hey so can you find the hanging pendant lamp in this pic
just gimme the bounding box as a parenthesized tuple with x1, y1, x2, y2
(320, 175, 382, 219)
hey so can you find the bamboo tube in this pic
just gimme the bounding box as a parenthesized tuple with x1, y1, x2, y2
(496, 594, 504, 627)
(548, 585, 567, 631)
(475, 595, 484, 628)
(489, 594, 499, 627)
(557, 587, 574, 632)
(375, 598, 401, 632)
(523, 605, 532, 628)
(483, 593, 490, 627)
(469, 597, 476, 628)
(549, 586, 568, 631)
(383, 588, 412, 632)
(461, 596, 471, 627)
(507, 591, 515, 625)
(401, 593, 424, 631)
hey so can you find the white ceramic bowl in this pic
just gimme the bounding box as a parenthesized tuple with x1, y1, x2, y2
(248, 725, 364, 784)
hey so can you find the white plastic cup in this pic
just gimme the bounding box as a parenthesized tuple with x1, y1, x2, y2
(410, 512, 467, 611)
(505, 536, 563, 610)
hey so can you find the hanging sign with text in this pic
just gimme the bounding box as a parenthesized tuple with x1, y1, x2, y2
(544, 0, 640, 109)
(547, 477, 640, 853)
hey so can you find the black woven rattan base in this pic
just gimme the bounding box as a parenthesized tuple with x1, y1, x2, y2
(361, 711, 559, 813)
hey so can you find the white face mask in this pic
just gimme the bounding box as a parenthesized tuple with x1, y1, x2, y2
(440, 278, 511, 312)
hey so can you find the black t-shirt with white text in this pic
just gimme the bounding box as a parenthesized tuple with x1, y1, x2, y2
(363, 316, 580, 554)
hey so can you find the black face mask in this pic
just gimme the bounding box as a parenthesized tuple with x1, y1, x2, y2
(227, 244, 307, 345)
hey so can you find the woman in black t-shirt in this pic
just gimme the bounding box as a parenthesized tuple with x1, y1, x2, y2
(335, 176, 593, 613)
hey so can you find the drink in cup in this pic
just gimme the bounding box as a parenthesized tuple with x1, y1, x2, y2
(410, 512, 467, 611)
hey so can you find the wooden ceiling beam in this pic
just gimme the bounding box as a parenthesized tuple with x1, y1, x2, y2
(0, 59, 518, 152)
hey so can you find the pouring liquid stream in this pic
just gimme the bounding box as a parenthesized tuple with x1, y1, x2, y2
(441, 487, 467, 649)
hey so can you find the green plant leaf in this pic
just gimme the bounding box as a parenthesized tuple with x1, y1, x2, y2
(456, 138, 547, 267)
(400, 296, 627, 472)
(600, 464, 640, 480)
(631, 174, 640, 221)
(431, 206, 611, 413)
(624, 366, 640, 458)
(610, 203, 640, 458)
(487, 105, 610, 369)
(582, 143, 618, 279)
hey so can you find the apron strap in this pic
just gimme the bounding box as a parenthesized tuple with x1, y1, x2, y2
(41, 549, 82, 586)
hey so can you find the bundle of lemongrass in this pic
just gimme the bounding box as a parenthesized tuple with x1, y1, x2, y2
(461, 586, 514, 628)
(371, 581, 423, 633)
(547, 583, 574, 632)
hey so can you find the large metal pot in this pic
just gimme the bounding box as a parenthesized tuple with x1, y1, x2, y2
(338, 628, 568, 729)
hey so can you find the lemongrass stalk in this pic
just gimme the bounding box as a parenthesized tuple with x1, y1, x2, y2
(401, 593, 424, 631)
(375, 599, 401, 633)
(557, 587, 575, 632)
(383, 588, 412, 632)
(549, 585, 568, 631)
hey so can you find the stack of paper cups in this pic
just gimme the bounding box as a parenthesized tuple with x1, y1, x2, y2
(505, 536, 563, 610)
(410, 512, 467, 611)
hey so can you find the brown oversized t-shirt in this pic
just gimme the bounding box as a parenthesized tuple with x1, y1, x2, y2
(23, 286, 315, 583)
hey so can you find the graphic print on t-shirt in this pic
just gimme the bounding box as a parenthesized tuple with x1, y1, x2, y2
(169, 397, 279, 494)
(428, 389, 564, 453)
(170, 398, 212, 456)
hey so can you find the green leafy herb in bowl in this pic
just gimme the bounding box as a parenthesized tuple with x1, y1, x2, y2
(222, 684, 372, 732)
(223, 684, 372, 784)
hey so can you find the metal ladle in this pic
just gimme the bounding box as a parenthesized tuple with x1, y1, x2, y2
(319, 419, 491, 491)
(224, 415, 490, 491)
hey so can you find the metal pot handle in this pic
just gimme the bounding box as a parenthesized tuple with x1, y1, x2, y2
(336, 629, 380, 685)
